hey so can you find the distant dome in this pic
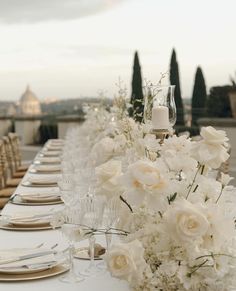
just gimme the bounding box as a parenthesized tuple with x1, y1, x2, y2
(18, 85, 41, 115)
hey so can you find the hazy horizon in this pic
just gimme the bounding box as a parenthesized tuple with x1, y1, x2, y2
(0, 0, 235, 101)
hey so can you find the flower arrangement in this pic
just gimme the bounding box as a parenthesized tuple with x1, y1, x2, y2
(74, 84, 236, 291)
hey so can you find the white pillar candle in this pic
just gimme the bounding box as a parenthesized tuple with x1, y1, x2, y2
(151, 106, 169, 129)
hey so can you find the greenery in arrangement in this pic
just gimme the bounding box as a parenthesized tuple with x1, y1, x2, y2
(169, 49, 185, 126)
(206, 86, 232, 118)
(191, 67, 207, 126)
(130, 51, 144, 123)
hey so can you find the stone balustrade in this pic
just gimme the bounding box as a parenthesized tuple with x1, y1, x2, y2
(14, 115, 43, 145)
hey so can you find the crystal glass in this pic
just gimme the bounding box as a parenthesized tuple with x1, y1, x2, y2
(59, 207, 85, 283)
(79, 196, 105, 276)
(97, 197, 122, 270)
(57, 176, 75, 207)
(104, 197, 121, 250)
(144, 85, 176, 131)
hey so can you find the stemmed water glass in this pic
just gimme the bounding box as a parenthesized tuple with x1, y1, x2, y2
(59, 206, 87, 283)
(57, 174, 76, 207)
(97, 196, 121, 270)
(103, 197, 121, 251)
(79, 196, 105, 276)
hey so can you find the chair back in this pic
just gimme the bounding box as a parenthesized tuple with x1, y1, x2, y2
(8, 133, 22, 169)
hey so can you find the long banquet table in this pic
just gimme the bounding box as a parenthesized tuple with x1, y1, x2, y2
(0, 141, 129, 291)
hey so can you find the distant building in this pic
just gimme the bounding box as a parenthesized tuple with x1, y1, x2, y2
(18, 85, 41, 116)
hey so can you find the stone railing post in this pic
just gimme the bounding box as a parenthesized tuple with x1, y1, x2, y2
(14, 115, 42, 145)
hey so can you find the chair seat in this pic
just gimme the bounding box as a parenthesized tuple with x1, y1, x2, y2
(17, 165, 29, 172)
(6, 178, 21, 187)
(13, 171, 26, 178)
(0, 187, 16, 197)
(0, 197, 9, 209)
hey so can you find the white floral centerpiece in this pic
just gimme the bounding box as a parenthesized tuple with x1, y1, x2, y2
(73, 84, 236, 290)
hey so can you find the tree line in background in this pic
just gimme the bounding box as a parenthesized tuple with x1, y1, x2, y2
(130, 49, 234, 134)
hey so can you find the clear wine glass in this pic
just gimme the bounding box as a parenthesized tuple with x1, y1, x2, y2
(79, 196, 105, 277)
(97, 196, 122, 270)
(104, 197, 121, 250)
(57, 174, 76, 207)
(59, 207, 86, 283)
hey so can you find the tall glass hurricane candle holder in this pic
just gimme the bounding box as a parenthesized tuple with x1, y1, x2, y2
(144, 85, 176, 140)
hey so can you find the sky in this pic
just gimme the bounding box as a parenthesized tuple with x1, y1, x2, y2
(0, 0, 235, 101)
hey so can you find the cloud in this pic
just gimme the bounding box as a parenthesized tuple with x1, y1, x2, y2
(0, 0, 127, 23)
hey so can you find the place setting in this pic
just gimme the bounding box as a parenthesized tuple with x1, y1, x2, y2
(0, 246, 69, 281)
(29, 164, 61, 174)
(33, 156, 61, 165)
(9, 192, 63, 206)
(21, 176, 60, 187)
(44, 144, 64, 152)
(38, 150, 62, 157)
(0, 210, 56, 231)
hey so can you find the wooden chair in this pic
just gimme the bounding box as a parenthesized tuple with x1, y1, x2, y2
(0, 140, 16, 208)
(2, 136, 25, 179)
(0, 137, 25, 205)
(8, 133, 29, 172)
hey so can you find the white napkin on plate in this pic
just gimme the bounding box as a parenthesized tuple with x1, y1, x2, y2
(34, 165, 61, 172)
(8, 211, 52, 226)
(0, 249, 56, 268)
(19, 193, 60, 202)
(41, 151, 61, 157)
(45, 145, 63, 151)
(37, 157, 61, 164)
(27, 176, 58, 185)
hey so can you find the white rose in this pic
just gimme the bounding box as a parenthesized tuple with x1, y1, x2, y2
(161, 134, 192, 156)
(122, 160, 168, 193)
(200, 126, 229, 146)
(91, 137, 116, 165)
(95, 160, 122, 198)
(103, 240, 147, 284)
(143, 134, 161, 152)
(191, 141, 229, 169)
(219, 172, 234, 187)
(191, 127, 230, 169)
(164, 198, 209, 244)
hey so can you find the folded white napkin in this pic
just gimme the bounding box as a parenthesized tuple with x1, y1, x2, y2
(41, 151, 61, 157)
(34, 165, 61, 172)
(9, 211, 52, 225)
(45, 145, 63, 151)
(19, 193, 60, 202)
(0, 249, 56, 268)
(37, 157, 61, 164)
(10, 210, 51, 220)
(27, 176, 58, 185)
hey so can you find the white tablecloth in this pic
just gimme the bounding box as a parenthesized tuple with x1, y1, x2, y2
(0, 144, 129, 291)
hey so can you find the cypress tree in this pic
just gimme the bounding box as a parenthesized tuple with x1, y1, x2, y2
(130, 51, 144, 122)
(191, 67, 207, 126)
(169, 49, 185, 125)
